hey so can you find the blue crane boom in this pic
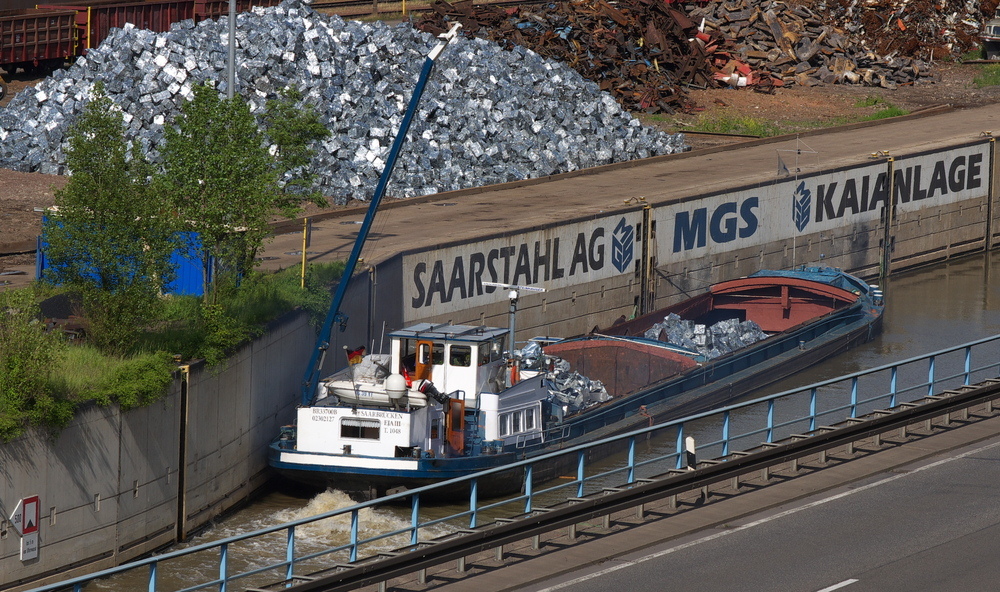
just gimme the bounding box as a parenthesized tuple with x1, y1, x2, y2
(300, 23, 463, 406)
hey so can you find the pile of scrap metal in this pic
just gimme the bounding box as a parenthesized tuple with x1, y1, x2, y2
(689, 0, 941, 88)
(643, 312, 769, 360)
(412, 0, 734, 113)
(413, 0, 991, 111)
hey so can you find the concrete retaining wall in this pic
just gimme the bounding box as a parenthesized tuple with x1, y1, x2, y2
(0, 311, 313, 591)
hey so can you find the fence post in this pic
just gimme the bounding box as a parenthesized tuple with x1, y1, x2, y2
(525, 465, 533, 514)
(722, 411, 730, 457)
(147, 562, 157, 592)
(675, 423, 686, 469)
(627, 436, 636, 483)
(219, 543, 228, 592)
(350, 510, 359, 563)
(577, 451, 585, 498)
(928, 355, 936, 397)
(809, 388, 817, 432)
(470, 478, 479, 528)
(286, 525, 296, 582)
(890, 366, 898, 408)
(965, 346, 972, 385)
(766, 401, 774, 443)
(850, 376, 858, 418)
(411, 494, 420, 546)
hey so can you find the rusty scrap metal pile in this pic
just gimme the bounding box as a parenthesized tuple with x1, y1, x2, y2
(413, 0, 989, 113)
(414, 0, 710, 113)
(689, 0, 944, 89)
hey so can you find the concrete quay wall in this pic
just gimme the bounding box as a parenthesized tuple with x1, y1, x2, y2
(323, 138, 999, 361)
(0, 312, 313, 591)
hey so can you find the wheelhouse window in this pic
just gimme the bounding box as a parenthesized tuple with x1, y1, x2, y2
(341, 417, 380, 440)
(419, 342, 444, 365)
(450, 345, 472, 367)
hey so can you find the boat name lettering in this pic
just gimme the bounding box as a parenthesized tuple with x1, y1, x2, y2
(813, 154, 983, 223)
(673, 197, 759, 253)
(310, 409, 403, 421)
(411, 226, 615, 309)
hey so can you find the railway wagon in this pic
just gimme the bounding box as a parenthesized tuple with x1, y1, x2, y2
(0, 0, 283, 100)
(194, 0, 284, 20)
(0, 8, 76, 100)
(36, 0, 196, 53)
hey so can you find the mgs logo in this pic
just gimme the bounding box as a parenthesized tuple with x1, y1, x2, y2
(611, 218, 634, 273)
(792, 181, 811, 232)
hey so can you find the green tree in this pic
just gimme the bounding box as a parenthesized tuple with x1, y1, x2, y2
(43, 83, 177, 354)
(262, 87, 331, 211)
(0, 289, 70, 441)
(160, 83, 329, 303)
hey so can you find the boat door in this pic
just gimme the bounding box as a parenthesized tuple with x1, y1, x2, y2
(414, 340, 438, 381)
(445, 399, 465, 455)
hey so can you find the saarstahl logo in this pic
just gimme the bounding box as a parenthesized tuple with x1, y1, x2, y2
(611, 217, 634, 273)
(792, 181, 811, 232)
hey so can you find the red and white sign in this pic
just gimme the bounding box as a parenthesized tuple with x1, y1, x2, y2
(21, 495, 39, 535)
(8, 495, 40, 561)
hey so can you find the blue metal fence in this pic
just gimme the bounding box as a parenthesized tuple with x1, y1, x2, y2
(29, 334, 1000, 592)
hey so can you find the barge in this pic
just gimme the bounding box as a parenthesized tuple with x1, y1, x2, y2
(269, 266, 884, 500)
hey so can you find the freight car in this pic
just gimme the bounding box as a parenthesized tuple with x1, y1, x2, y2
(0, 0, 282, 101)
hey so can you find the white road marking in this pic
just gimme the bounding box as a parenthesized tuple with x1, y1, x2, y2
(816, 579, 859, 592)
(534, 439, 1000, 591)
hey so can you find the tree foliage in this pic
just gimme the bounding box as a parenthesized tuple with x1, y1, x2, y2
(43, 82, 178, 354)
(159, 83, 326, 303)
(262, 87, 331, 210)
(0, 289, 70, 441)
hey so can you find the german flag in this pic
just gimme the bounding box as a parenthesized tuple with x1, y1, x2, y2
(344, 345, 366, 365)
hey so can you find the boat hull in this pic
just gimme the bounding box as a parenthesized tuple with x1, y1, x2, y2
(269, 446, 521, 501)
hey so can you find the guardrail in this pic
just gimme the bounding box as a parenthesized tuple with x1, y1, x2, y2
(29, 334, 1000, 592)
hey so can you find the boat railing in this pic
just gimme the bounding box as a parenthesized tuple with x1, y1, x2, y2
(29, 333, 1000, 592)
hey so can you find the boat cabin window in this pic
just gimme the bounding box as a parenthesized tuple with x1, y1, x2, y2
(400, 339, 417, 372)
(449, 345, 472, 367)
(341, 417, 380, 440)
(418, 342, 444, 365)
(499, 405, 539, 438)
(499, 414, 511, 438)
(479, 337, 507, 366)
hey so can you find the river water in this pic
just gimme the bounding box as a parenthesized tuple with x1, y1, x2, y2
(88, 251, 1000, 591)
